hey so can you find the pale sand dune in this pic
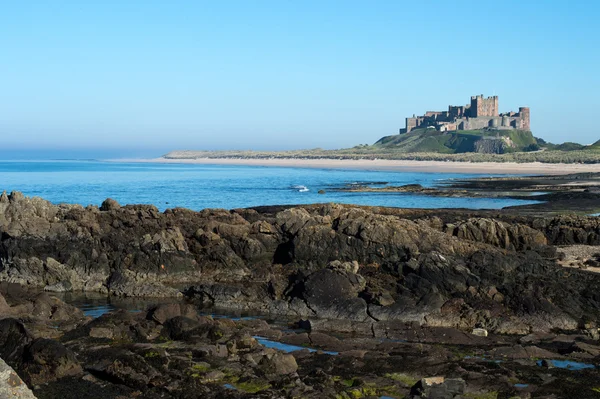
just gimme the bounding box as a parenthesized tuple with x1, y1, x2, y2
(117, 157, 600, 175)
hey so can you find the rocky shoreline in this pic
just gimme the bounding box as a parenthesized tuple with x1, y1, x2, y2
(5, 285, 600, 399)
(334, 172, 600, 216)
(1, 189, 600, 397)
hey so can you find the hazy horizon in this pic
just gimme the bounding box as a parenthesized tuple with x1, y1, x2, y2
(1, 1, 598, 155)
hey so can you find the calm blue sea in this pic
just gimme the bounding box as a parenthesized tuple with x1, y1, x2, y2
(0, 161, 540, 210)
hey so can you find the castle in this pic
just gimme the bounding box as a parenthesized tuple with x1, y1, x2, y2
(400, 95, 530, 133)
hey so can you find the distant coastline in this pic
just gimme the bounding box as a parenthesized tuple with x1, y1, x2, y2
(122, 157, 600, 175)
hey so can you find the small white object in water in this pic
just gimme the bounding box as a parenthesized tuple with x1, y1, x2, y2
(292, 185, 309, 192)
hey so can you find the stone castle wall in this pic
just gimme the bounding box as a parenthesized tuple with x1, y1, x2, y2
(470, 95, 498, 117)
(402, 95, 529, 133)
(457, 115, 527, 131)
(519, 107, 530, 130)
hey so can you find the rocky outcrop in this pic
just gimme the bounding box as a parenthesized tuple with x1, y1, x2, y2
(0, 289, 591, 399)
(474, 137, 508, 154)
(0, 318, 81, 386)
(444, 218, 547, 250)
(0, 243, 598, 398)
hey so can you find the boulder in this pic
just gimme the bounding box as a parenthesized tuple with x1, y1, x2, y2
(20, 338, 82, 385)
(258, 353, 298, 376)
(471, 328, 488, 337)
(0, 319, 32, 364)
(162, 316, 209, 340)
(100, 198, 121, 212)
(147, 303, 199, 325)
(328, 260, 360, 274)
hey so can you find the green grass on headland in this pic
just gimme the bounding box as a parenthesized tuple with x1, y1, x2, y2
(373, 129, 538, 154)
(164, 147, 600, 164)
(164, 129, 600, 164)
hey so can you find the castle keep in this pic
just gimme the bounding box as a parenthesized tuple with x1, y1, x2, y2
(401, 95, 530, 133)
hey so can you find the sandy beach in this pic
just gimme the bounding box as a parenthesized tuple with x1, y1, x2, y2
(123, 157, 600, 175)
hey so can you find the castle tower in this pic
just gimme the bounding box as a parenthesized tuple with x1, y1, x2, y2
(470, 95, 498, 117)
(470, 95, 481, 117)
(519, 107, 530, 131)
(490, 96, 499, 117)
(405, 116, 418, 133)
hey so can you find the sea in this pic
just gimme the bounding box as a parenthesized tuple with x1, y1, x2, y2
(0, 160, 541, 210)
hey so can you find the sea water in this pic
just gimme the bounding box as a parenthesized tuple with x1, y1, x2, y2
(0, 160, 540, 210)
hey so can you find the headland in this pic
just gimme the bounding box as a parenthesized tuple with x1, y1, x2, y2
(156, 94, 600, 166)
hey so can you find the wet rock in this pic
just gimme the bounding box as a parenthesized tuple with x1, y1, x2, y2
(75, 309, 149, 343)
(308, 332, 341, 348)
(147, 303, 199, 325)
(258, 353, 298, 376)
(162, 316, 207, 340)
(568, 341, 600, 357)
(20, 338, 82, 385)
(491, 345, 559, 360)
(2, 194, 600, 335)
(87, 350, 162, 389)
(32, 293, 86, 322)
(519, 332, 555, 344)
(540, 359, 554, 368)
(280, 332, 310, 347)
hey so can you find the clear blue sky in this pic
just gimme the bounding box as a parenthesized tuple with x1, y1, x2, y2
(1, 1, 598, 156)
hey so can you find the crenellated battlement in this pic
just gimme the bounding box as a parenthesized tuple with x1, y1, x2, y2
(400, 95, 529, 133)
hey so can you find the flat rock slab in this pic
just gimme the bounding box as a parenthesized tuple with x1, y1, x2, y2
(0, 357, 36, 399)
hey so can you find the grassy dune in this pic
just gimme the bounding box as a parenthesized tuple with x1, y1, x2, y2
(165, 130, 600, 164)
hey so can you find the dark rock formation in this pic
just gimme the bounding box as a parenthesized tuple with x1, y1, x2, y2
(1, 192, 600, 335)
(20, 338, 82, 385)
(0, 264, 598, 398)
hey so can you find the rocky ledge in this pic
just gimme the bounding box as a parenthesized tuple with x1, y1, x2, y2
(1, 192, 600, 397)
(1, 191, 600, 335)
(2, 284, 600, 398)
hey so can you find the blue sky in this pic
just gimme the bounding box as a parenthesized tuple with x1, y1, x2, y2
(0, 1, 598, 156)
